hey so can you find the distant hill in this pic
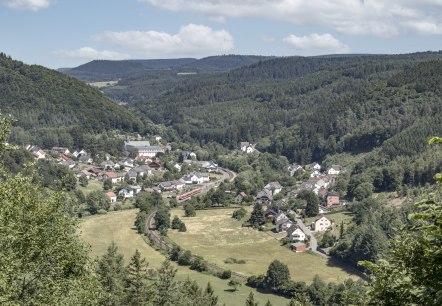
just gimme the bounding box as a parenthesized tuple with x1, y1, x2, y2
(61, 55, 271, 82)
(0, 53, 143, 148)
(178, 55, 272, 73)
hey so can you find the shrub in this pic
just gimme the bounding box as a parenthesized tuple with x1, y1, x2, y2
(190, 257, 207, 272)
(219, 270, 232, 279)
(178, 222, 187, 232)
(177, 250, 192, 266)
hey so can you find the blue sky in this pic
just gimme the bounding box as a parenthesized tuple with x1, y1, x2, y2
(1, 0, 441, 68)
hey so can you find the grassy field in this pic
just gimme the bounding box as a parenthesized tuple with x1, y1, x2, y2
(78, 179, 103, 196)
(79, 209, 290, 306)
(169, 208, 360, 284)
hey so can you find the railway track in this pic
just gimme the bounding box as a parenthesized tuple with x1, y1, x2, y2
(144, 210, 248, 282)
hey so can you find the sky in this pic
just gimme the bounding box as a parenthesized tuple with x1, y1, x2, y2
(0, 0, 441, 68)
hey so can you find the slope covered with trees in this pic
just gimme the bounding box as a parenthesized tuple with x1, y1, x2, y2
(0, 53, 143, 149)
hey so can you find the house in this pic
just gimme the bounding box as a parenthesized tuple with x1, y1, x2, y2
(59, 160, 76, 170)
(287, 226, 306, 242)
(72, 150, 79, 158)
(52, 147, 70, 155)
(305, 163, 321, 171)
(78, 149, 88, 157)
(78, 155, 93, 164)
(310, 170, 321, 178)
(308, 178, 327, 189)
(88, 167, 101, 177)
(181, 150, 197, 160)
(103, 172, 123, 184)
(240, 142, 255, 153)
(263, 208, 278, 221)
(173, 163, 182, 172)
(100, 160, 115, 170)
(326, 192, 340, 207)
(256, 189, 273, 202)
(26, 145, 46, 160)
(32, 148, 46, 160)
(275, 219, 293, 232)
(77, 170, 91, 180)
(154, 135, 162, 142)
(312, 216, 331, 232)
(133, 165, 152, 177)
(275, 211, 289, 223)
(117, 158, 134, 168)
(272, 199, 288, 210)
(287, 163, 304, 176)
(182, 173, 209, 184)
(124, 141, 165, 158)
(105, 191, 117, 203)
(201, 161, 218, 172)
(234, 192, 247, 203)
(291, 242, 307, 252)
(148, 161, 161, 170)
(327, 165, 342, 175)
(264, 182, 282, 195)
(126, 169, 138, 181)
(118, 185, 142, 198)
(159, 180, 185, 191)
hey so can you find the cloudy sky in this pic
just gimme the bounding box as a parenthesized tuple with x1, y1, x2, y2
(1, 0, 441, 68)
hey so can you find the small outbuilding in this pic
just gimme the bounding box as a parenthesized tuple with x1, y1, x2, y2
(291, 242, 307, 252)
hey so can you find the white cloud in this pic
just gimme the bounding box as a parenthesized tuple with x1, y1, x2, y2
(402, 20, 442, 35)
(51, 47, 131, 60)
(284, 33, 349, 54)
(93, 24, 234, 57)
(5, 0, 55, 11)
(142, 0, 442, 37)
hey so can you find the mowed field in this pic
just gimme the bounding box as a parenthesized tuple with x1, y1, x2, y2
(168, 208, 360, 283)
(79, 209, 290, 306)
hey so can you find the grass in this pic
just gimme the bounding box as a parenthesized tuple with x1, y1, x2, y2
(79, 209, 290, 306)
(78, 179, 103, 196)
(169, 208, 360, 284)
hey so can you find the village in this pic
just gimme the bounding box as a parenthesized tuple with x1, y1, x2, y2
(24, 138, 349, 259)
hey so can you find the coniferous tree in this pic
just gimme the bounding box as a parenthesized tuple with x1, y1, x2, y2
(205, 282, 218, 306)
(96, 242, 125, 306)
(248, 203, 265, 228)
(153, 260, 177, 306)
(245, 292, 258, 306)
(123, 249, 152, 305)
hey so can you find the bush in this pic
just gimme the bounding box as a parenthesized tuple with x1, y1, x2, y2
(232, 207, 247, 220)
(224, 257, 246, 264)
(178, 222, 187, 232)
(97, 209, 108, 215)
(171, 215, 181, 229)
(219, 270, 232, 279)
(170, 245, 181, 261)
(246, 275, 265, 288)
(190, 257, 207, 272)
(177, 250, 192, 266)
(184, 203, 196, 217)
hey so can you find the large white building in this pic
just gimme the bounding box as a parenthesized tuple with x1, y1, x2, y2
(124, 141, 165, 158)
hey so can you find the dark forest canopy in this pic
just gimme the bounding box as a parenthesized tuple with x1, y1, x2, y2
(0, 53, 144, 149)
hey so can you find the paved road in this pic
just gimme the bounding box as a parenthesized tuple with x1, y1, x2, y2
(296, 218, 329, 258)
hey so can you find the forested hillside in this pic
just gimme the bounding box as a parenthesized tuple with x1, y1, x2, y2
(0, 53, 143, 149)
(122, 52, 442, 189)
(62, 55, 270, 82)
